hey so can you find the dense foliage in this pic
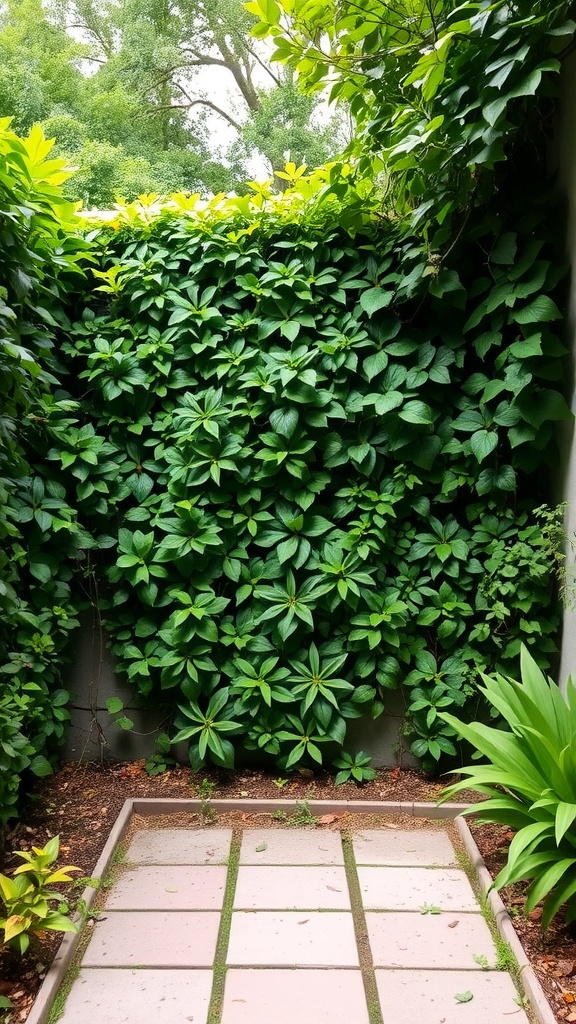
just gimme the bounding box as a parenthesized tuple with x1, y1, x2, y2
(48, 169, 565, 772)
(0, 0, 573, 801)
(0, 120, 89, 819)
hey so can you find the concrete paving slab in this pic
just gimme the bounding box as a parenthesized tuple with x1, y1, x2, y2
(234, 866, 350, 909)
(353, 828, 456, 866)
(222, 969, 369, 1024)
(357, 866, 477, 911)
(375, 969, 530, 1024)
(239, 829, 344, 865)
(125, 829, 232, 864)
(366, 911, 496, 969)
(227, 912, 359, 966)
(57, 968, 213, 1024)
(104, 865, 227, 910)
(82, 911, 220, 967)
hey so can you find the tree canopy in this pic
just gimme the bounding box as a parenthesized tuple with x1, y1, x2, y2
(0, 0, 345, 205)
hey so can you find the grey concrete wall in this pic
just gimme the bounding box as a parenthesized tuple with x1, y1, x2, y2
(63, 612, 168, 761)
(558, 51, 576, 689)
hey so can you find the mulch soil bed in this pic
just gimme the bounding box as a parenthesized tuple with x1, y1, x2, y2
(1, 761, 575, 1024)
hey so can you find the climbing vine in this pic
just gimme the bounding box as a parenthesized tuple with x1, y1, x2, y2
(0, 0, 573, 794)
(52, 179, 566, 771)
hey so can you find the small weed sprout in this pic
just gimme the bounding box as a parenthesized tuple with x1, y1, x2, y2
(290, 801, 318, 827)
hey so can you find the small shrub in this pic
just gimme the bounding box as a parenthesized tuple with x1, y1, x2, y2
(333, 750, 376, 785)
(0, 836, 81, 953)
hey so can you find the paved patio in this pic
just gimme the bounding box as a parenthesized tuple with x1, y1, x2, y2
(56, 824, 530, 1024)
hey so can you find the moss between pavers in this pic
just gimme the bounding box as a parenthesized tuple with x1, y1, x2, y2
(207, 829, 241, 1024)
(341, 832, 384, 1024)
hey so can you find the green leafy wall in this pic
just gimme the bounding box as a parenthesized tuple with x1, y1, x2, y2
(0, 120, 90, 820)
(0, 0, 573, 803)
(47, 181, 567, 773)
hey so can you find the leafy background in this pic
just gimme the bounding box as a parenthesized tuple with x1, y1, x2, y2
(54, 185, 566, 774)
(0, 0, 574, 818)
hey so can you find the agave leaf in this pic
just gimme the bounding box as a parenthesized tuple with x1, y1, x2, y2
(494, 850, 559, 890)
(439, 715, 547, 797)
(525, 859, 576, 916)
(506, 821, 555, 873)
(541, 874, 576, 930)
(559, 745, 576, 795)
(518, 649, 571, 739)
(441, 761, 543, 801)
(565, 676, 576, 716)
(554, 803, 576, 846)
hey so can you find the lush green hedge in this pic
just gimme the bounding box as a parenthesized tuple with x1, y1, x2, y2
(43, 183, 566, 771)
(0, 0, 573, 801)
(0, 121, 90, 820)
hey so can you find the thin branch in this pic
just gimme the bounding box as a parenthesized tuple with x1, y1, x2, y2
(153, 98, 243, 132)
(243, 41, 281, 86)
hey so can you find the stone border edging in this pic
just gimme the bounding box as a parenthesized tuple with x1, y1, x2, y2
(129, 797, 471, 817)
(456, 816, 557, 1024)
(25, 797, 135, 1024)
(25, 797, 556, 1024)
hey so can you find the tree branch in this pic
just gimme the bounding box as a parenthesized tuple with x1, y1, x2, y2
(154, 98, 243, 133)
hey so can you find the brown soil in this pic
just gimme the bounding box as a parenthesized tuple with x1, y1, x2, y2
(0, 761, 574, 1024)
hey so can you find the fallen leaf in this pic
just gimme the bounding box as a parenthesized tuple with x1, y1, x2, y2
(529, 907, 543, 921)
(454, 991, 473, 1004)
(298, 919, 309, 925)
(447, 919, 459, 928)
(563, 993, 576, 1004)
(319, 814, 338, 825)
(326, 885, 342, 892)
(255, 843, 267, 852)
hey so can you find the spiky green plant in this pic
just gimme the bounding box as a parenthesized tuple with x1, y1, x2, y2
(440, 646, 576, 930)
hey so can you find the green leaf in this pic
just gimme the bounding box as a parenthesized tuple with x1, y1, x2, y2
(454, 991, 473, 1004)
(512, 296, 562, 324)
(398, 400, 433, 425)
(363, 350, 388, 381)
(470, 430, 498, 463)
(277, 536, 299, 563)
(29, 755, 53, 778)
(270, 407, 299, 437)
(360, 287, 393, 316)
